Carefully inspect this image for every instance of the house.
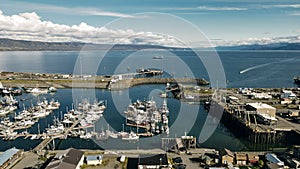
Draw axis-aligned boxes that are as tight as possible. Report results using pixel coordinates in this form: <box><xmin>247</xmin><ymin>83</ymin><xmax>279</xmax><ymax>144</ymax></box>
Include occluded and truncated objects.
<box><xmin>220</xmin><ymin>148</ymin><xmax>234</xmax><ymax>165</ymax></box>
<box><xmin>235</xmin><ymin>153</ymin><xmax>247</xmax><ymax>165</ymax></box>
<box><xmin>204</xmin><ymin>152</ymin><xmax>220</xmax><ymax>164</ymax></box>
<box><xmin>0</xmin><ymin>147</ymin><xmax>23</xmax><ymax>169</ymax></box>
<box><xmin>86</xmin><ymin>154</ymin><xmax>103</xmax><ymax>165</ymax></box>
<box><xmin>62</xmin><ymin>74</ymin><xmax>71</xmax><ymax>79</ymax></box>
<box><xmin>288</xmin><ymin>110</ymin><xmax>299</xmax><ymax>117</ymax></box>
<box><xmin>45</xmin><ymin>148</ymin><xmax>84</xmax><ymax>169</ymax></box>
<box><xmin>138</xmin><ymin>154</ymin><xmax>168</xmax><ymax>169</ymax></box>
<box><xmin>247</xmin><ymin>153</ymin><xmax>259</xmax><ymax>164</ymax></box>
<box><xmin>281</xmin><ymin>98</ymin><xmax>293</xmax><ymax>105</ymax></box>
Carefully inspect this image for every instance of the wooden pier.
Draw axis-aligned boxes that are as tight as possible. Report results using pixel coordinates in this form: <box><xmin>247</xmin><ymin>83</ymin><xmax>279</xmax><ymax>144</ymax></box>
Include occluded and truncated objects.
<box><xmin>32</xmin><ymin>113</ymin><xmax>84</xmax><ymax>153</ymax></box>
<box><xmin>33</xmin><ymin>138</ymin><xmax>52</xmax><ymax>153</ymax></box>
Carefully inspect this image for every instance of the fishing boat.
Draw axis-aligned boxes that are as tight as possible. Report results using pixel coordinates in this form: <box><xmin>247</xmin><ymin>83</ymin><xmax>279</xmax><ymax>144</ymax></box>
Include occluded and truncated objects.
<box><xmin>28</xmin><ymin>88</ymin><xmax>48</xmax><ymax>94</ymax></box>
<box><xmin>124</xmin><ymin>98</ymin><xmax>170</xmax><ymax>135</ymax></box>
<box><xmin>294</xmin><ymin>76</ymin><xmax>300</xmax><ymax>84</ymax></box>
<box><xmin>48</xmin><ymin>86</ymin><xmax>57</xmax><ymax>93</ymax></box>
<box><xmin>0</xmin><ymin>107</ymin><xmax>10</xmax><ymax>116</ymax></box>
<box><xmin>153</xmin><ymin>55</ymin><xmax>164</xmax><ymax>59</ymax></box>
<box><xmin>121</xmin><ymin>131</ymin><xmax>139</xmax><ymax>141</ymax></box>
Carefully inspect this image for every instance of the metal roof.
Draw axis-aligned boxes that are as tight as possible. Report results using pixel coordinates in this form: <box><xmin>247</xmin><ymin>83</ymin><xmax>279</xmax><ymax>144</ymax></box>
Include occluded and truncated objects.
<box><xmin>86</xmin><ymin>155</ymin><xmax>103</xmax><ymax>161</ymax></box>
<box><xmin>247</xmin><ymin>103</ymin><xmax>276</xmax><ymax>110</ymax></box>
<box><xmin>0</xmin><ymin>147</ymin><xmax>20</xmax><ymax>166</ymax></box>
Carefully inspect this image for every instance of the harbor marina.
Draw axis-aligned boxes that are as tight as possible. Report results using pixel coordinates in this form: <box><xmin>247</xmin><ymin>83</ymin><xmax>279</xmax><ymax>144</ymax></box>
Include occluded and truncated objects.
<box><xmin>124</xmin><ymin>99</ymin><xmax>170</xmax><ymax>135</ymax></box>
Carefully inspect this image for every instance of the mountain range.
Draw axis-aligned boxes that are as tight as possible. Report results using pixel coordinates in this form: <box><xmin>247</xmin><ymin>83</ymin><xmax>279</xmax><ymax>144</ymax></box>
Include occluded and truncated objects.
<box><xmin>0</xmin><ymin>38</ymin><xmax>300</xmax><ymax>51</ymax></box>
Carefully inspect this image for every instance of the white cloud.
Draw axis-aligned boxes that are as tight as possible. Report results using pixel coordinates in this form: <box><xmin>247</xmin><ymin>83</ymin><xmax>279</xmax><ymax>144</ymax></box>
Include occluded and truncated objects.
<box><xmin>197</xmin><ymin>6</ymin><xmax>247</xmax><ymax>11</ymax></box>
<box><xmin>265</xmin><ymin>4</ymin><xmax>300</xmax><ymax>9</ymax></box>
<box><xmin>1</xmin><ymin>2</ymin><xmax>137</xmax><ymax>18</ymax></box>
<box><xmin>0</xmin><ymin>10</ymin><xmax>182</xmax><ymax>47</ymax></box>
<box><xmin>80</xmin><ymin>10</ymin><xmax>136</xmax><ymax>18</ymax></box>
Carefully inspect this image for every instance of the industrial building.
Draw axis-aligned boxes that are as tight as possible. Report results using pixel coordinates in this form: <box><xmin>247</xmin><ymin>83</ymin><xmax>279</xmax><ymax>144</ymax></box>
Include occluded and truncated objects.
<box><xmin>246</xmin><ymin>103</ymin><xmax>277</xmax><ymax>125</ymax></box>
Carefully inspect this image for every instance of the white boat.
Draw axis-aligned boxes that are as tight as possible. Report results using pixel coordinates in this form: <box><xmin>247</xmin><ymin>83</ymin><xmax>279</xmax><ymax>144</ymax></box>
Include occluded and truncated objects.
<box><xmin>161</xmin><ymin>99</ymin><xmax>169</xmax><ymax>116</ymax></box>
<box><xmin>122</xmin><ymin>131</ymin><xmax>139</xmax><ymax>141</ymax></box>
<box><xmin>48</xmin><ymin>86</ymin><xmax>57</xmax><ymax>93</ymax></box>
<box><xmin>96</xmin><ymin>130</ymin><xmax>109</xmax><ymax>140</ymax></box>
<box><xmin>0</xmin><ymin>108</ymin><xmax>10</xmax><ymax>116</ymax></box>
<box><xmin>184</xmin><ymin>95</ymin><xmax>195</xmax><ymax>100</ymax></box>
<box><xmin>160</xmin><ymin>92</ymin><xmax>167</xmax><ymax>98</ymax></box>
<box><xmin>29</xmin><ymin>88</ymin><xmax>48</xmax><ymax>94</ymax></box>
<box><xmin>0</xmin><ymin>105</ymin><xmax>17</xmax><ymax>116</ymax></box>
<box><xmin>19</xmin><ymin>120</ymin><xmax>35</xmax><ymax>126</ymax></box>
<box><xmin>45</xmin><ymin>100</ymin><xmax>60</xmax><ymax>110</ymax></box>
<box><xmin>80</xmin><ymin>132</ymin><xmax>92</xmax><ymax>139</ymax></box>
<box><xmin>109</xmin><ymin>132</ymin><xmax>119</xmax><ymax>139</ymax></box>
<box><xmin>4</xmin><ymin>129</ymin><xmax>18</xmax><ymax>137</ymax></box>
<box><xmin>153</xmin><ymin>55</ymin><xmax>164</xmax><ymax>59</ymax></box>
<box><xmin>32</xmin><ymin>109</ymin><xmax>50</xmax><ymax>119</ymax></box>
<box><xmin>30</xmin><ymin>134</ymin><xmax>37</xmax><ymax>140</ymax></box>
<box><xmin>46</xmin><ymin>123</ymin><xmax>64</xmax><ymax>135</ymax></box>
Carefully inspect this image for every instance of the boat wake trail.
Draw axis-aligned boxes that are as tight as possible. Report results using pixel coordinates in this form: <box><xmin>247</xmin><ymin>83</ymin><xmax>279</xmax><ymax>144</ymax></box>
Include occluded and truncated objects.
<box><xmin>239</xmin><ymin>58</ymin><xmax>294</xmax><ymax>74</ymax></box>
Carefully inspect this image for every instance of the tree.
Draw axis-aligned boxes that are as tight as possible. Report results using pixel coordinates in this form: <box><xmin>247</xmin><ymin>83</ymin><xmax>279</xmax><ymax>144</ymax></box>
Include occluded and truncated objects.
<box><xmin>258</xmin><ymin>160</ymin><xmax>264</xmax><ymax>168</ymax></box>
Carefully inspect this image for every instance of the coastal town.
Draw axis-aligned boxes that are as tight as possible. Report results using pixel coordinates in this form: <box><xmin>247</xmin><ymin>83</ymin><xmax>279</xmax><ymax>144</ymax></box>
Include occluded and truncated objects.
<box><xmin>1</xmin><ymin>0</ymin><xmax>300</xmax><ymax>168</ymax></box>
<box><xmin>0</xmin><ymin>70</ymin><xmax>300</xmax><ymax>169</ymax></box>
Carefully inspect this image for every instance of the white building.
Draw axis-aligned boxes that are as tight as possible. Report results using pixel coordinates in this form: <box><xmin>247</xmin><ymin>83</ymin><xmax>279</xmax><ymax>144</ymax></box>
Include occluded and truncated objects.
<box><xmin>86</xmin><ymin>155</ymin><xmax>103</xmax><ymax>165</ymax></box>
<box><xmin>246</xmin><ymin>103</ymin><xmax>277</xmax><ymax>125</ymax></box>
<box><xmin>246</xmin><ymin>103</ymin><xmax>276</xmax><ymax>118</ymax></box>
<box><xmin>281</xmin><ymin>90</ymin><xmax>297</xmax><ymax>99</ymax></box>
<box><xmin>45</xmin><ymin>148</ymin><xmax>84</xmax><ymax>169</ymax></box>
<box><xmin>251</xmin><ymin>92</ymin><xmax>272</xmax><ymax>99</ymax></box>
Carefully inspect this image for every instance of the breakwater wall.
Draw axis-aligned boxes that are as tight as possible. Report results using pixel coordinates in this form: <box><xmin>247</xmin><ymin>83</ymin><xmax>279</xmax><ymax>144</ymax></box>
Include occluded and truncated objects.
<box><xmin>1</xmin><ymin>72</ymin><xmax>209</xmax><ymax>90</ymax></box>
<box><xmin>109</xmin><ymin>78</ymin><xmax>209</xmax><ymax>89</ymax></box>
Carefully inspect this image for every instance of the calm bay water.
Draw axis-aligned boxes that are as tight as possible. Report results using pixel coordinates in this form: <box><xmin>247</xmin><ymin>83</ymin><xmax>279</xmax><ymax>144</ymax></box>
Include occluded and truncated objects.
<box><xmin>0</xmin><ymin>50</ymin><xmax>299</xmax><ymax>87</ymax></box>
<box><xmin>0</xmin><ymin>50</ymin><xmax>300</xmax><ymax>151</ymax></box>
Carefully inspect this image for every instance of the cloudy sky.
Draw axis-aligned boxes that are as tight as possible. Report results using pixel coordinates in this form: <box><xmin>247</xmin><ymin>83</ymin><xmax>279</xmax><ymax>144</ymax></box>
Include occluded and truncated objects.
<box><xmin>1</xmin><ymin>0</ymin><xmax>300</xmax><ymax>47</ymax></box>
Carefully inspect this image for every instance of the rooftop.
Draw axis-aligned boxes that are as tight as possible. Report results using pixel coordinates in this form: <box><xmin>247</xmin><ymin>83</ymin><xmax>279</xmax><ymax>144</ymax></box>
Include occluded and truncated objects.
<box><xmin>247</xmin><ymin>103</ymin><xmax>276</xmax><ymax>110</ymax></box>
<box><xmin>86</xmin><ymin>155</ymin><xmax>103</xmax><ymax>161</ymax></box>
<box><xmin>235</xmin><ymin>153</ymin><xmax>247</xmax><ymax>161</ymax></box>
<box><xmin>139</xmin><ymin>154</ymin><xmax>168</xmax><ymax>166</ymax></box>
<box><xmin>221</xmin><ymin>148</ymin><xmax>234</xmax><ymax>157</ymax></box>
<box><xmin>0</xmin><ymin>147</ymin><xmax>20</xmax><ymax>166</ymax></box>
<box><xmin>265</xmin><ymin>153</ymin><xmax>284</xmax><ymax>166</ymax></box>
<box><xmin>46</xmin><ymin>148</ymin><xmax>84</xmax><ymax>169</ymax></box>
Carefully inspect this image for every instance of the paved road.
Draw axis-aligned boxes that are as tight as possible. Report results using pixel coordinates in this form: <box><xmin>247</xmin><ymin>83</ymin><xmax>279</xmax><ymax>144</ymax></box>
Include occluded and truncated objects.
<box><xmin>12</xmin><ymin>152</ymin><xmax>41</xmax><ymax>169</ymax></box>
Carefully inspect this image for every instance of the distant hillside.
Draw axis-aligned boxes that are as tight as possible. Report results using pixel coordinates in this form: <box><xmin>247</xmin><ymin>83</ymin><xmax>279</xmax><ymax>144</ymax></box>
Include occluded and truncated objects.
<box><xmin>216</xmin><ymin>42</ymin><xmax>300</xmax><ymax>50</ymax></box>
<box><xmin>0</xmin><ymin>38</ymin><xmax>175</xmax><ymax>51</ymax></box>
<box><xmin>1</xmin><ymin>38</ymin><xmax>300</xmax><ymax>51</ymax></box>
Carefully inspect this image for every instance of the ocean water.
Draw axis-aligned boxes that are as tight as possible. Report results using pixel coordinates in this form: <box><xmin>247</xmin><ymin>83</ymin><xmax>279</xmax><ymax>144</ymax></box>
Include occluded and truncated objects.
<box><xmin>0</xmin><ymin>50</ymin><xmax>299</xmax><ymax>87</ymax></box>
<box><xmin>0</xmin><ymin>50</ymin><xmax>299</xmax><ymax>151</ymax></box>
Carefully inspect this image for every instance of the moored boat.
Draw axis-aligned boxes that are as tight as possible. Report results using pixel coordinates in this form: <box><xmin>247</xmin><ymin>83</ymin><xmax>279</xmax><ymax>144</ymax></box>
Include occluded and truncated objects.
<box><xmin>121</xmin><ymin>131</ymin><xmax>139</xmax><ymax>141</ymax></box>
<box><xmin>294</xmin><ymin>76</ymin><xmax>300</xmax><ymax>84</ymax></box>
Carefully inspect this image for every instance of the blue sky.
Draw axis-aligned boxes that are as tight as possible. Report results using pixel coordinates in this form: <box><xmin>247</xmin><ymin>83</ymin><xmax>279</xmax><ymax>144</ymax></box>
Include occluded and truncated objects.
<box><xmin>1</xmin><ymin>0</ymin><xmax>300</xmax><ymax>46</ymax></box>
